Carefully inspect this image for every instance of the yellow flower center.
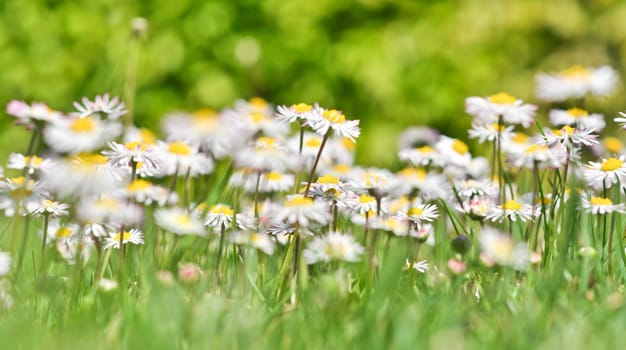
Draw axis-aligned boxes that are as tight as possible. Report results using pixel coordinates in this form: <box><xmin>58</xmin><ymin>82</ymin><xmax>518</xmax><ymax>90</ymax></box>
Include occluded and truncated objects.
<box><xmin>407</xmin><ymin>207</ymin><xmax>424</xmax><ymax>217</ymax></box>
<box><xmin>559</xmin><ymin>126</ymin><xmax>575</xmax><ymax>136</ymax></box>
<box><xmin>266</xmin><ymin>171</ymin><xmax>283</xmax><ymax>181</ymax></box>
<box><xmin>322</xmin><ymin>109</ymin><xmax>346</xmax><ymax>124</ymax></box>
<box><xmin>333</xmin><ymin>164</ymin><xmax>352</xmax><ymax>173</ymax></box>
<box><xmin>112</xmin><ymin>231</ymin><xmax>132</xmax><ymax>242</ymax></box>
<box><xmin>128</xmin><ymin>179</ymin><xmax>151</xmax><ymax>192</ymax></box>
<box><xmin>488</xmin><ymin>92</ymin><xmax>517</xmax><ymax>105</ymax></box>
<box><xmin>256</xmin><ymin>137</ymin><xmax>277</xmax><ymax>149</ymax></box>
<box><xmin>168</xmin><ymin>141</ymin><xmax>192</xmax><ymax>156</ymax></box>
<box><xmin>341</xmin><ymin>137</ymin><xmax>356</xmax><ymax>150</ymax></box>
<box><xmin>138</xmin><ymin>128</ymin><xmax>157</xmax><ymax>145</ymax></box>
<box><xmin>97</xmin><ymin>197</ymin><xmax>118</xmax><ymax>210</ymax></box>
<box><xmin>561</xmin><ymin>65</ymin><xmax>590</xmax><ymax>80</ymax></box>
<box><xmin>249</xmin><ymin>112</ymin><xmax>269</xmax><ymax>123</ymax></box>
<box><xmin>249</xmin><ymin>97</ymin><xmax>268</xmax><ymax>109</ymax></box>
<box><xmin>286</xmin><ymin>196</ymin><xmax>313</xmax><ymax>207</ymax></box>
<box><xmin>317</xmin><ymin>174</ymin><xmax>340</xmax><ymax>185</ymax></box>
<box><xmin>125</xmin><ymin>141</ymin><xmax>147</xmax><ymax>152</ymax></box>
<box><xmin>512</xmin><ymin>133</ymin><xmax>528</xmax><ymax>143</ymax></box>
<box><xmin>398</xmin><ymin>168</ymin><xmax>427</xmax><ymax>179</ymax></box>
<box><xmin>175</xmin><ymin>214</ymin><xmax>192</xmax><ymax>227</ymax></box>
<box><xmin>193</xmin><ymin>109</ymin><xmax>219</xmax><ymax>130</ymax></box>
<box><xmin>492</xmin><ymin>123</ymin><xmax>505</xmax><ymax>132</ymax></box>
<box><xmin>210</xmin><ymin>204</ymin><xmax>234</xmax><ymax>216</ymax></box>
<box><xmin>359</xmin><ymin>194</ymin><xmax>375</xmax><ymax>203</ymax></box>
<box><xmin>70</xmin><ymin>117</ymin><xmax>96</xmax><ymax>133</ymax></box>
<box><xmin>56</xmin><ymin>227</ymin><xmax>73</xmax><ymax>238</ymax></box>
<box><xmin>502</xmin><ymin>200</ymin><xmax>523</xmax><ymax>211</ymax></box>
<box><xmin>452</xmin><ymin>139</ymin><xmax>469</xmax><ymax>155</ymax></box>
<box><xmin>9</xmin><ymin>177</ymin><xmax>33</xmax><ymax>199</ymax></box>
<box><xmin>305</xmin><ymin>137</ymin><xmax>322</xmax><ymax>148</ymax></box>
<box><xmin>293</xmin><ymin>103</ymin><xmax>312</xmax><ymax>113</ymax></box>
<box><xmin>24</xmin><ymin>155</ymin><xmax>43</xmax><ymax>167</ymax></box>
<box><xmin>524</xmin><ymin>144</ymin><xmax>547</xmax><ymax>154</ymax></box>
<box><xmin>601</xmin><ymin>158</ymin><xmax>623</xmax><ymax>172</ymax></box>
<box><xmin>603</xmin><ymin>137</ymin><xmax>623</xmax><ymax>153</ymax></box>
<box><xmin>567</xmin><ymin>108</ymin><xmax>588</xmax><ymax>118</ymax></box>
<box><xmin>590</xmin><ymin>196</ymin><xmax>613</xmax><ymax>206</ymax></box>
<box><xmin>417</xmin><ymin>145</ymin><xmax>435</xmax><ymax>153</ymax></box>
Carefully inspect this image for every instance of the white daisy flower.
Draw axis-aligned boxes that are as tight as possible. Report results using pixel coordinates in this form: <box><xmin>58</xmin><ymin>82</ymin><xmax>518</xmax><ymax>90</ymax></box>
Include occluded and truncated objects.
<box><xmin>203</xmin><ymin>203</ymin><xmax>235</xmax><ymax>229</ymax></box>
<box><xmin>584</xmin><ymin>156</ymin><xmax>626</xmax><ymax>189</ymax></box>
<box><xmin>30</xmin><ymin>199</ymin><xmax>70</xmax><ymax>217</ymax></box>
<box><xmin>354</xmin><ymin>193</ymin><xmax>379</xmax><ymax>215</ymax></box>
<box><xmin>75</xmin><ymin>195</ymin><xmax>143</xmax><ymax>226</ymax></box>
<box><xmin>44</xmin><ymin>115</ymin><xmax>122</xmax><ymax>154</ymax></box>
<box><xmin>0</xmin><ymin>177</ymin><xmax>47</xmax><ymax>216</ymax></box>
<box><xmin>308</xmin><ymin>108</ymin><xmax>361</xmax><ymax>142</ymax></box>
<box><xmin>395</xmin><ymin>203</ymin><xmax>439</xmax><ymax>224</ymax></box>
<box><xmin>154</xmin><ymin>141</ymin><xmax>214</xmax><ymax>177</ymax></box>
<box><xmin>540</xmin><ymin>126</ymin><xmax>599</xmax><ymax>147</ymax></box>
<box><xmin>465</xmin><ymin>92</ymin><xmax>537</xmax><ymax>127</ymax></box>
<box><xmin>581</xmin><ymin>195</ymin><xmax>626</xmax><ymax>215</ymax></box>
<box><xmin>397</xmin><ymin>127</ymin><xmax>440</xmax><ymax>150</ymax></box>
<box><xmin>234</xmin><ymin>136</ymin><xmax>299</xmax><ymax>172</ymax></box>
<box><xmin>507</xmin><ymin>143</ymin><xmax>566</xmax><ymax>169</ymax></box>
<box><xmin>125</xmin><ymin>179</ymin><xmax>177</xmax><ymax>206</ymax></box>
<box><xmin>457</xmin><ymin>197</ymin><xmax>495</xmax><ymax>221</ymax></box>
<box><xmin>599</xmin><ymin>137</ymin><xmax>624</xmax><ymax>155</ymax></box>
<box><xmin>613</xmin><ymin>111</ymin><xmax>626</xmax><ymax>131</ymax></box>
<box><xmin>275</xmin><ymin>103</ymin><xmax>315</xmax><ymax>124</ymax></box>
<box><xmin>435</xmin><ymin>136</ymin><xmax>472</xmax><ymax>169</ymax></box>
<box><xmin>102</xmin><ymin>141</ymin><xmax>159</xmax><ymax>170</ymax></box>
<box><xmin>303</xmin><ymin>232</ymin><xmax>365</xmax><ymax>264</ymax></box>
<box><xmin>260</xmin><ymin>171</ymin><xmax>294</xmax><ymax>193</ymax></box>
<box><xmin>43</xmin><ymin>220</ymin><xmax>80</xmax><ymax>243</ymax></box>
<box><xmin>485</xmin><ymin>199</ymin><xmax>539</xmax><ymax>222</ymax></box>
<box><xmin>231</xmin><ymin>231</ymin><xmax>275</xmax><ymax>255</ymax></box>
<box><xmin>7</xmin><ymin>153</ymin><xmax>52</xmax><ymax>175</ymax></box>
<box><xmin>454</xmin><ymin>179</ymin><xmax>497</xmax><ymax>200</ymax></box>
<box><xmin>103</xmin><ymin>229</ymin><xmax>144</xmax><ymax>249</ymax></box>
<box><xmin>155</xmin><ymin>207</ymin><xmax>206</xmax><ymax>236</ymax></box>
<box><xmin>536</xmin><ymin>65</ymin><xmax>618</xmax><ymax>101</ymax></box>
<box><xmin>72</xmin><ymin>94</ymin><xmax>127</xmax><ymax>119</ymax></box>
<box><xmin>479</xmin><ymin>227</ymin><xmax>530</xmax><ymax>271</ymax></box>
<box><xmin>468</xmin><ymin>122</ymin><xmax>514</xmax><ymax>144</ymax></box>
<box><xmin>398</xmin><ymin>145</ymin><xmax>442</xmax><ymax>167</ymax></box>
<box><xmin>56</xmin><ymin>234</ymin><xmax>94</xmax><ymax>264</ymax></box>
<box><xmin>6</xmin><ymin>100</ymin><xmax>62</xmax><ymax>126</ymax></box>
<box><xmin>272</xmin><ymin>195</ymin><xmax>330</xmax><ymax>227</ymax></box>
<box><xmin>405</xmin><ymin>259</ymin><xmax>429</xmax><ymax>273</ymax></box>
<box><xmin>550</xmin><ymin>108</ymin><xmax>605</xmax><ymax>131</ymax></box>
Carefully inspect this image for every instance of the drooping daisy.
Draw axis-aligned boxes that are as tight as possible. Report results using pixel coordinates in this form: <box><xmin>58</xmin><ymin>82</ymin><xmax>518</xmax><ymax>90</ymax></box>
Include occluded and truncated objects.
<box><xmin>584</xmin><ymin>156</ymin><xmax>626</xmax><ymax>189</ymax></box>
<box><xmin>153</xmin><ymin>141</ymin><xmax>214</xmax><ymax>177</ymax></box>
<box><xmin>7</xmin><ymin>153</ymin><xmax>52</xmax><ymax>175</ymax></box>
<box><xmin>485</xmin><ymin>199</ymin><xmax>538</xmax><ymax>222</ymax></box>
<box><xmin>44</xmin><ymin>115</ymin><xmax>122</xmax><ymax>154</ymax></box>
<box><xmin>465</xmin><ymin>92</ymin><xmax>537</xmax><ymax>127</ymax></box>
<box><xmin>103</xmin><ymin>229</ymin><xmax>144</xmax><ymax>249</ymax></box>
<box><xmin>468</xmin><ymin>122</ymin><xmax>515</xmax><ymax>144</ymax></box>
<box><xmin>72</xmin><ymin>94</ymin><xmax>127</xmax><ymax>120</ymax></box>
<box><xmin>271</xmin><ymin>195</ymin><xmax>330</xmax><ymax>227</ymax></box>
<box><xmin>550</xmin><ymin>108</ymin><xmax>605</xmax><ymax>131</ymax></box>
<box><xmin>581</xmin><ymin>195</ymin><xmax>626</xmax><ymax>215</ymax></box>
<box><xmin>479</xmin><ymin>227</ymin><xmax>530</xmax><ymax>271</ymax></box>
<box><xmin>303</xmin><ymin>232</ymin><xmax>365</xmax><ymax>264</ymax></box>
<box><xmin>154</xmin><ymin>207</ymin><xmax>206</xmax><ymax>236</ymax></box>
<box><xmin>536</xmin><ymin>65</ymin><xmax>619</xmax><ymax>102</ymax></box>
<box><xmin>308</xmin><ymin>108</ymin><xmax>361</xmax><ymax>142</ymax></box>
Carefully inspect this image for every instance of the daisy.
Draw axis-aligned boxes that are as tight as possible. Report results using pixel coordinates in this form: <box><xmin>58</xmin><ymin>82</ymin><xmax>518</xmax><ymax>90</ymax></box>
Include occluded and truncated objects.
<box><xmin>125</xmin><ymin>179</ymin><xmax>176</xmax><ymax>206</ymax></box>
<box><xmin>7</xmin><ymin>153</ymin><xmax>52</xmax><ymax>174</ymax></box>
<box><xmin>507</xmin><ymin>143</ymin><xmax>566</xmax><ymax>169</ymax></box>
<box><xmin>102</xmin><ymin>141</ymin><xmax>159</xmax><ymax>170</ymax></box>
<box><xmin>308</xmin><ymin>108</ymin><xmax>361</xmax><ymax>142</ymax></box>
<box><xmin>354</xmin><ymin>193</ymin><xmax>379</xmax><ymax>215</ymax></box>
<box><xmin>6</xmin><ymin>100</ymin><xmax>62</xmax><ymax>126</ymax></box>
<box><xmin>260</xmin><ymin>171</ymin><xmax>294</xmax><ymax>193</ymax></box>
<box><xmin>271</xmin><ymin>195</ymin><xmax>330</xmax><ymax>227</ymax></box>
<box><xmin>485</xmin><ymin>199</ymin><xmax>538</xmax><ymax>222</ymax></box>
<box><xmin>397</xmin><ymin>127</ymin><xmax>440</xmax><ymax>150</ymax></box>
<box><xmin>303</xmin><ymin>232</ymin><xmax>365</xmax><ymax>264</ymax></box>
<box><xmin>43</xmin><ymin>220</ymin><xmax>80</xmax><ymax>244</ymax></box>
<box><xmin>291</xmin><ymin>133</ymin><xmax>333</xmax><ymax>167</ymax></box>
<box><xmin>599</xmin><ymin>137</ymin><xmax>624</xmax><ymax>155</ymax></box>
<box><xmin>541</xmin><ymin>126</ymin><xmax>598</xmax><ymax>147</ymax></box>
<box><xmin>536</xmin><ymin>65</ymin><xmax>618</xmax><ymax>101</ymax></box>
<box><xmin>395</xmin><ymin>203</ymin><xmax>439</xmax><ymax>224</ymax></box>
<box><xmin>550</xmin><ymin>108</ymin><xmax>605</xmax><ymax>131</ymax></box>
<box><xmin>56</xmin><ymin>234</ymin><xmax>95</xmax><ymax>264</ymax></box>
<box><xmin>153</xmin><ymin>141</ymin><xmax>214</xmax><ymax>177</ymax></box>
<box><xmin>581</xmin><ymin>195</ymin><xmax>626</xmax><ymax>215</ymax></box>
<box><xmin>72</xmin><ymin>94</ymin><xmax>127</xmax><ymax>120</ymax></box>
<box><xmin>44</xmin><ymin>115</ymin><xmax>122</xmax><ymax>154</ymax></box>
<box><xmin>454</xmin><ymin>179</ymin><xmax>497</xmax><ymax>200</ymax></box>
<box><xmin>307</xmin><ymin>174</ymin><xmax>349</xmax><ymax>200</ymax></box>
<box><xmin>203</xmin><ymin>204</ymin><xmax>235</xmax><ymax>229</ymax></box>
<box><xmin>479</xmin><ymin>227</ymin><xmax>530</xmax><ymax>271</ymax></box>
<box><xmin>465</xmin><ymin>92</ymin><xmax>537</xmax><ymax>127</ymax></box>
<box><xmin>405</xmin><ymin>259</ymin><xmax>429</xmax><ymax>273</ymax></box>
<box><xmin>584</xmin><ymin>156</ymin><xmax>626</xmax><ymax>189</ymax></box>
<box><xmin>0</xmin><ymin>177</ymin><xmax>47</xmax><ymax>216</ymax></box>
<box><xmin>398</xmin><ymin>145</ymin><xmax>441</xmax><ymax>167</ymax></box>
<box><xmin>435</xmin><ymin>136</ymin><xmax>472</xmax><ymax>169</ymax></box>
<box><xmin>154</xmin><ymin>207</ymin><xmax>206</xmax><ymax>236</ymax></box>
<box><xmin>103</xmin><ymin>229</ymin><xmax>144</xmax><ymax>249</ymax></box>
<box><xmin>468</xmin><ymin>122</ymin><xmax>514</xmax><ymax>144</ymax></box>
<box><xmin>231</xmin><ymin>231</ymin><xmax>275</xmax><ymax>255</ymax></box>
<box><xmin>123</xmin><ymin>126</ymin><xmax>157</xmax><ymax>146</ymax></box>
<box><xmin>457</xmin><ymin>197</ymin><xmax>495</xmax><ymax>221</ymax></box>
<box><xmin>75</xmin><ymin>194</ymin><xmax>143</xmax><ymax>226</ymax></box>
<box><xmin>30</xmin><ymin>199</ymin><xmax>70</xmax><ymax>217</ymax></box>
<box><xmin>613</xmin><ymin>111</ymin><xmax>626</xmax><ymax>131</ymax></box>
<box><xmin>234</xmin><ymin>136</ymin><xmax>299</xmax><ymax>172</ymax></box>
<box><xmin>275</xmin><ymin>102</ymin><xmax>316</xmax><ymax>124</ymax></box>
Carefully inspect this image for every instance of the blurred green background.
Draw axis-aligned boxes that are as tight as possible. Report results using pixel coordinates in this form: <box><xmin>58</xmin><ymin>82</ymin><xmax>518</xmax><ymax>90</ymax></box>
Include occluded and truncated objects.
<box><xmin>2</xmin><ymin>0</ymin><xmax>626</xmax><ymax>166</ymax></box>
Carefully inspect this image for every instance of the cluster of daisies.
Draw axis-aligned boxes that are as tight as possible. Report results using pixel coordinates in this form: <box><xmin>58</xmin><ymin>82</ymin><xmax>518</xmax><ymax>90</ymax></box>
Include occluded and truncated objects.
<box><xmin>0</xmin><ymin>63</ymin><xmax>623</xmax><ymax>299</ymax></box>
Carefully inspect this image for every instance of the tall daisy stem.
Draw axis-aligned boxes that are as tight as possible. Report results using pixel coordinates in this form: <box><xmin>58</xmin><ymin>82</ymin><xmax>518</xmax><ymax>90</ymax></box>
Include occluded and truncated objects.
<box><xmin>40</xmin><ymin>214</ymin><xmax>50</xmax><ymax>271</ymax></box>
<box><xmin>304</xmin><ymin>131</ymin><xmax>330</xmax><ymax>196</ymax></box>
<box><xmin>214</xmin><ymin>223</ymin><xmax>227</xmax><ymax>287</ymax></box>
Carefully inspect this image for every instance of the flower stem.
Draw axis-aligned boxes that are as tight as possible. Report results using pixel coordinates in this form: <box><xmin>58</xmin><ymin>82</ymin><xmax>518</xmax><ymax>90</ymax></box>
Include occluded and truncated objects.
<box><xmin>304</xmin><ymin>131</ymin><xmax>330</xmax><ymax>196</ymax></box>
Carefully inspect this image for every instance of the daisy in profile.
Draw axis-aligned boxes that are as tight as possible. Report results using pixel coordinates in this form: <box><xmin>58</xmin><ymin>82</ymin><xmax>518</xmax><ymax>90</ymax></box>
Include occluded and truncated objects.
<box><xmin>550</xmin><ymin>108</ymin><xmax>605</xmax><ymax>132</ymax></box>
<box><xmin>507</xmin><ymin>143</ymin><xmax>565</xmax><ymax>169</ymax></box>
<box><xmin>103</xmin><ymin>229</ymin><xmax>144</xmax><ymax>249</ymax></box>
<box><xmin>203</xmin><ymin>203</ymin><xmax>235</xmax><ymax>229</ymax></box>
<box><xmin>454</xmin><ymin>179</ymin><xmax>497</xmax><ymax>200</ymax></box>
<box><xmin>44</xmin><ymin>115</ymin><xmax>122</xmax><ymax>154</ymax></box>
<box><xmin>581</xmin><ymin>195</ymin><xmax>626</xmax><ymax>215</ymax></box>
<box><xmin>308</xmin><ymin>108</ymin><xmax>361</xmax><ymax>142</ymax></box>
<box><xmin>275</xmin><ymin>102</ymin><xmax>316</xmax><ymax>124</ymax></box>
<box><xmin>6</xmin><ymin>100</ymin><xmax>62</xmax><ymax>126</ymax></box>
<box><xmin>465</xmin><ymin>92</ymin><xmax>537</xmax><ymax>127</ymax></box>
<box><xmin>7</xmin><ymin>153</ymin><xmax>52</xmax><ymax>175</ymax></box>
<box><xmin>540</xmin><ymin>126</ymin><xmax>598</xmax><ymax>147</ymax></box>
<box><xmin>230</xmin><ymin>231</ymin><xmax>275</xmax><ymax>255</ymax></box>
<box><xmin>303</xmin><ymin>232</ymin><xmax>364</xmax><ymax>264</ymax></box>
<box><xmin>435</xmin><ymin>136</ymin><xmax>472</xmax><ymax>169</ymax></box>
<box><xmin>123</xmin><ymin>126</ymin><xmax>157</xmax><ymax>146</ymax></box>
<box><xmin>485</xmin><ymin>199</ymin><xmax>538</xmax><ymax>222</ymax></box>
<box><xmin>102</xmin><ymin>141</ymin><xmax>159</xmax><ymax>170</ymax></box>
<box><xmin>155</xmin><ymin>207</ymin><xmax>206</xmax><ymax>236</ymax></box>
<box><xmin>271</xmin><ymin>195</ymin><xmax>330</xmax><ymax>227</ymax></box>
<box><xmin>398</xmin><ymin>145</ymin><xmax>442</xmax><ymax>167</ymax></box>
<box><xmin>154</xmin><ymin>140</ymin><xmax>214</xmax><ymax>177</ymax></box>
<box><xmin>30</xmin><ymin>199</ymin><xmax>70</xmax><ymax>217</ymax></box>
<box><xmin>0</xmin><ymin>177</ymin><xmax>47</xmax><ymax>216</ymax></box>
<box><xmin>405</xmin><ymin>259</ymin><xmax>429</xmax><ymax>273</ymax></box>
<box><xmin>395</xmin><ymin>202</ymin><xmax>439</xmax><ymax>224</ymax></box>
<box><xmin>468</xmin><ymin>122</ymin><xmax>514</xmax><ymax>144</ymax></box>
<box><xmin>72</xmin><ymin>94</ymin><xmax>127</xmax><ymax>120</ymax></box>
<box><xmin>584</xmin><ymin>156</ymin><xmax>626</xmax><ymax>189</ymax></box>
<box><xmin>536</xmin><ymin>65</ymin><xmax>618</xmax><ymax>101</ymax></box>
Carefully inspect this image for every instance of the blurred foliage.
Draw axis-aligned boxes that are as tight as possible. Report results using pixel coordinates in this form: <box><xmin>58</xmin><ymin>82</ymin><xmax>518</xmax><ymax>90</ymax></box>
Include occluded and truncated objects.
<box><xmin>2</xmin><ymin>0</ymin><xmax>626</xmax><ymax>166</ymax></box>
